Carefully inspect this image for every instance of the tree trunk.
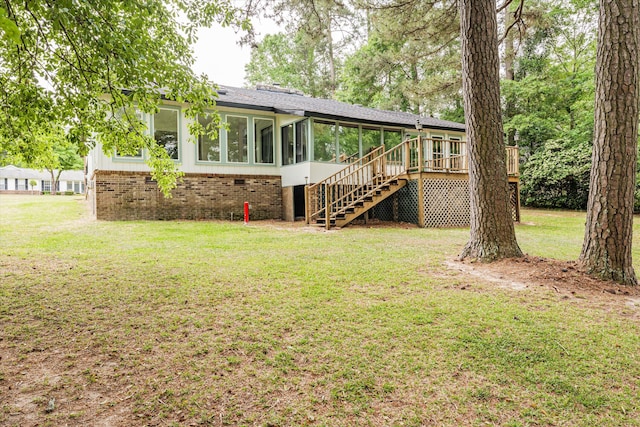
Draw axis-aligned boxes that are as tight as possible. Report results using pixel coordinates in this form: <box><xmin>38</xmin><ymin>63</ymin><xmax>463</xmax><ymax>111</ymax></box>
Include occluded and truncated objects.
<box><xmin>579</xmin><ymin>0</ymin><xmax>639</xmax><ymax>285</ymax></box>
<box><xmin>49</xmin><ymin>169</ymin><xmax>57</xmax><ymax>195</ymax></box>
<box><xmin>503</xmin><ymin>6</ymin><xmax>516</xmax><ymax>146</ymax></box>
<box><xmin>326</xmin><ymin>15</ymin><xmax>336</xmax><ymax>96</ymax></box>
<box><xmin>458</xmin><ymin>0</ymin><xmax>523</xmax><ymax>261</ymax></box>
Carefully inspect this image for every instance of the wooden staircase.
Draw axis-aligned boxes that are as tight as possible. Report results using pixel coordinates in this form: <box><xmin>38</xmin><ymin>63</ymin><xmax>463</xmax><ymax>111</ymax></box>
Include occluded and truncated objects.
<box><xmin>306</xmin><ymin>142</ymin><xmax>411</xmax><ymax>229</ymax></box>
<box><xmin>314</xmin><ymin>179</ymin><xmax>407</xmax><ymax>228</ymax></box>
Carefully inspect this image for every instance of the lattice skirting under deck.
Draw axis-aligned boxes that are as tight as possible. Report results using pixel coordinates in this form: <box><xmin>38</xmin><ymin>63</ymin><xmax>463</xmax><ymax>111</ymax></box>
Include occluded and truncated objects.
<box><xmin>422</xmin><ymin>178</ymin><xmax>470</xmax><ymax>228</ymax></box>
<box><xmin>371</xmin><ymin>178</ymin><xmax>519</xmax><ymax>228</ymax></box>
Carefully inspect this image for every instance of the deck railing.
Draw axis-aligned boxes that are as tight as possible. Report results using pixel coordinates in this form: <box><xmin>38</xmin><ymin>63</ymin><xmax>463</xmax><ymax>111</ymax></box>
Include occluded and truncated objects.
<box><xmin>506</xmin><ymin>146</ymin><xmax>519</xmax><ymax>176</ymax></box>
<box><xmin>407</xmin><ymin>136</ymin><xmax>518</xmax><ymax>176</ymax></box>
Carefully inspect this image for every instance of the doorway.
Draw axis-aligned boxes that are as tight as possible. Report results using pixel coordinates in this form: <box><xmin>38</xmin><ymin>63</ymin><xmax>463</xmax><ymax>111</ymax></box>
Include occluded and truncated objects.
<box><xmin>293</xmin><ymin>185</ymin><xmax>306</xmax><ymax>220</ymax></box>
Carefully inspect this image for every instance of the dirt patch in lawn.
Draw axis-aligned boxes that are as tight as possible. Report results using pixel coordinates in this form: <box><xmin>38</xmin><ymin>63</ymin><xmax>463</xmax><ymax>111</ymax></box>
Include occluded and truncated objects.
<box><xmin>445</xmin><ymin>256</ymin><xmax>640</xmax><ymax>320</ymax></box>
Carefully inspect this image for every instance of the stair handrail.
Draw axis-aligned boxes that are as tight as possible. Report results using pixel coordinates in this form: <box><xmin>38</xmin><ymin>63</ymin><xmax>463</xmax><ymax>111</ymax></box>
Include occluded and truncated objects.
<box><xmin>306</xmin><ymin>146</ymin><xmax>385</xmax><ymax>224</ymax></box>
<box><xmin>317</xmin><ymin>140</ymin><xmax>410</xmax><ymax>228</ymax></box>
<box><xmin>307</xmin><ymin>145</ymin><xmax>384</xmax><ymax>192</ymax></box>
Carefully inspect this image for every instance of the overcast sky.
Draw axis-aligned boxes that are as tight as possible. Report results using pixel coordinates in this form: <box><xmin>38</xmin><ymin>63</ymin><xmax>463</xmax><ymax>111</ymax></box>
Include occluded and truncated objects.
<box><xmin>192</xmin><ymin>18</ymin><xmax>281</xmax><ymax>88</ymax></box>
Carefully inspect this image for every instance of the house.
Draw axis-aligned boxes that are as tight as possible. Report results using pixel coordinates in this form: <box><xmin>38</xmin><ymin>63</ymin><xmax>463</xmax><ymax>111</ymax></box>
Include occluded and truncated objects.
<box><xmin>0</xmin><ymin>165</ymin><xmax>85</xmax><ymax>194</ymax></box>
<box><xmin>88</xmin><ymin>85</ymin><xmax>519</xmax><ymax>227</ymax></box>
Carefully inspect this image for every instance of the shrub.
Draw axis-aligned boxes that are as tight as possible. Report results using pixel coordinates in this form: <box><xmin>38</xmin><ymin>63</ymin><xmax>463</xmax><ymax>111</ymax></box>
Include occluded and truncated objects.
<box><xmin>520</xmin><ymin>139</ymin><xmax>591</xmax><ymax>210</ymax></box>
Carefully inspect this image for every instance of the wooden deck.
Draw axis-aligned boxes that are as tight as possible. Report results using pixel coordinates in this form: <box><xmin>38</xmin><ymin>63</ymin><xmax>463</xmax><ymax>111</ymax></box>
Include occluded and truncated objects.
<box><xmin>306</xmin><ymin>137</ymin><xmax>520</xmax><ymax>229</ymax></box>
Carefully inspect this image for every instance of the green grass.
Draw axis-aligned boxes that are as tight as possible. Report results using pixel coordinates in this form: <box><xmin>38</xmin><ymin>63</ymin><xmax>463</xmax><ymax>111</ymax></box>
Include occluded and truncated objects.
<box><xmin>1</xmin><ymin>195</ymin><xmax>639</xmax><ymax>426</ymax></box>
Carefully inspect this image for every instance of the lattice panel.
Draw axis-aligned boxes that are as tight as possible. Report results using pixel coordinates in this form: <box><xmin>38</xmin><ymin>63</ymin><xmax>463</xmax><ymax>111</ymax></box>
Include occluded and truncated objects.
<box><xmin>370</xmin><ymin>197</ymin><xmax>394</xmax><ymax>221</ymax></box>
<box><xmin>423</xmin><ymin>179</ymin><xmax>470</xmax><ymax>228</ymax></box>
<box><xmin>509</xmin><ymin>182</ymin><xmax>520</xmax><ymax>222</ymax></box>
<box><xmin>398</xmin><ymin>180</ymin><xmax>419</xmax><ymax>225</ymax></box>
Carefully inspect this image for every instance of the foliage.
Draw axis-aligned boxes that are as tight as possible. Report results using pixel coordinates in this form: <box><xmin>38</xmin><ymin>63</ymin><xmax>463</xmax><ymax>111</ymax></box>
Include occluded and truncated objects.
<box><xmin>337</xmin><ymin>0</ymin><xmax>460</xmax><ymax>115</ymax></box>
<box><xmin>502</xmin><ymin>3</ymin><xmax>596</xmax><ymax>153</ymax></box>
<box><xmin>29</xmin><ymin>125</ymin><xmax>84</xmax><ymax>195</ymax></box>
<box><xmin>245</xmin><ymin>0</ymin><xmax>362</xmax><ymax>97</ymax></box>
<box><xmin>500</xmin><ymin>2</ymin><xmax>597</xmax><ymax>209</ymax></box>
<box><xmin>245</xmin><ymin>32</ymin><xmax>335</xmax><ymax>98</ymax></box>
<box><xmin>244</xmin><ymin>0</ymin><xmax>461</xmax><ymax>113</ymax></box>
<box><xmin>520</xmin><ymin>139</ymin><xmax>591</xmax><ymax>209</ymax></box>
<box><xmin>0</xmin><ymin>0</ymin><xmax>247</xmax><ymax>195</ymax></box>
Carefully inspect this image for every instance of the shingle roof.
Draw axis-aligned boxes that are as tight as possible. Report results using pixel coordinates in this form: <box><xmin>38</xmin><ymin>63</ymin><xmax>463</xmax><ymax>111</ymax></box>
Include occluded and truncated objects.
<box><xmin>214</xmin><ymin>85</ymin><xmax>466</xmax><ymax>132</ymax></box>
<box><xmin>0</xmin><ymin>165</ymin><xmax>84</xmax><ymax>180</ymax></box>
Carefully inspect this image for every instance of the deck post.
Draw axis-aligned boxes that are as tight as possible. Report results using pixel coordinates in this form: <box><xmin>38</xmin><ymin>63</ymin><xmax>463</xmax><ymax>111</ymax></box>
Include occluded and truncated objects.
<box><xmin>381</xmin><ymin>147</ymin><xmax>387</xmax><ymax>179</ymax></box>
<box><xmin>417</xmin><ymin>135</ymin><xmax>423</xmax><ymax>172</ymax></box>
<box><xmin>405</xmin><ymin>141</ymin><xmax>411</xmax><ymax>172</ymax></box>
<box><xmin>417</xmin><ymin>172</ymin><xmax>425</xmax><ymax>227</ymax></box>
<box><xmin>514</xmin><ymin>180</ymin><xmax>521</xmax><ymax>222</ymax></box>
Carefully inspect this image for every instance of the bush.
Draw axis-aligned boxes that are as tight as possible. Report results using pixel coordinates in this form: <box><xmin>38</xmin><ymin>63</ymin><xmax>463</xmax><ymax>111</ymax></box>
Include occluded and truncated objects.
<box><xmin>521</xmin><ymin>139</ymin><xmax>640</xmax><ymax>213</ymax></box>
<box><xmin>520</xmin><ymin>140</ymin><xmax>591</xmax><ymax>210</ymax></box>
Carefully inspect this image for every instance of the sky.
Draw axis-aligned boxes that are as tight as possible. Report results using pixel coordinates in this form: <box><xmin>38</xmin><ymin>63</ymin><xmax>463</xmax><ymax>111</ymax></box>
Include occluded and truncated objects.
<box><xmin>192</xmin><ymin>18</ymin><xmax>281</xmax><ymax>88</ymax></box>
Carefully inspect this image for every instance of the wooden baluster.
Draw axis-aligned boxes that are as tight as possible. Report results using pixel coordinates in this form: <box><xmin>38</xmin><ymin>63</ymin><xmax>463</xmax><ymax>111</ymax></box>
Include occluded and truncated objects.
<box><xmin>325</xmin><ymin>183</ymin><xmax>330</xmax><ymax>230</ymax></box>
<box><xmin>418</xmin><ymin>136</ymin><xmax>423</xmax><ymax>173</ymax></box>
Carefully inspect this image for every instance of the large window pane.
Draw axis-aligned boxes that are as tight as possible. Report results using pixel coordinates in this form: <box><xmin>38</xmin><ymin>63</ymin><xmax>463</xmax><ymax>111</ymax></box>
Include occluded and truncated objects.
<box><xmin>227</xmin><ymin>116</ymin><xmax>248</xmax><ymax>163</ymax></box>
<box><xmin>154</xmin><ymin>109</ymin><xmax>179</xmax><ymax>160</ymax></box>
<box><xmin>430</xmin><ymin>135</ymin><xmax>444</xmax><ymax>169</ymax></box>
<box><xmin>116</xmin><ymin>109</ymin><xmax>144</xmax><ymax>158</ymax></box>
<box><xmin>255</xmin><ymin>119</ymin><xmax>274</xmax><ymax>164</ymax></box>
<box><xmin>383</xmin><ymin>129</ymin><xmax>402</xmax><ymax>151</ymax></box>
<box><xmin>338</xmin><ymin>124</ymin><xmax>359</xmax><ymax>162</ymax></box>
<box><xmin>282</xmin><ymin>124</ymin><xmax>294</xmax><ymax>165</ymax></box>
<box><xmin>313</xmin><ymin>121</ymin><xmax>336</xmax><ymax>162</ymax></box>
<box><xmin>362</xmin><ymin>127</ymin><xmax>381</xmax><ymax>155</ymax></box>
<box><xmin>295</xmin><ymin>120</ymin><xmax>309</xmax><ymax>163</ymax></box>
<box><xmin>197</xmin><ymin>115</ymin><xmax>220</xmax><ymax>162</ymax></box>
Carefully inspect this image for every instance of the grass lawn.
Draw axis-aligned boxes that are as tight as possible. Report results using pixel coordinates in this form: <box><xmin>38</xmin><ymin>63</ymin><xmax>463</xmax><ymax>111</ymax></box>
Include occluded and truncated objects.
<box><xmin>1</xmin><ymin>194</ymin><xmax>639</xmax><ymax>426</ymax></box>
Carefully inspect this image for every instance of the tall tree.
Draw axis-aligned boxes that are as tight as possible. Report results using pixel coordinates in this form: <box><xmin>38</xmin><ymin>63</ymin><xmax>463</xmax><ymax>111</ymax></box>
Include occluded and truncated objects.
<box><xmin>337</xmin><ymin>0</ymin><xmax>461</xmax><ymax>115</ymax></box>
<box><xmin>579</xmin><ymin>0</ymin><xmax>639</xmax><ymax>285</ymax></box>
<box><xmin>245</xmin><ymin>32</ymin><xmax>335</xmax><ymax>98</ymax></box>
<box><xmin>458</xmin><ymin>0</ymin><xmax>523</xmax><ymax>261</ymax></box>
<box><xmin>0</xmin><ymin>0</ymin><xmax>243</xmax><ymax>195</ymax></box>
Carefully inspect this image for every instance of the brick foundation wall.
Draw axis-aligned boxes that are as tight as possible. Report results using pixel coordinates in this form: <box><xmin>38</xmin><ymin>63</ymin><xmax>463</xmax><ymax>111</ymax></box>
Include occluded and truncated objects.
<box><xmin>94</xmin><ymin>171</ymin><xmax>282</xmax><ymax>221</ymax></box>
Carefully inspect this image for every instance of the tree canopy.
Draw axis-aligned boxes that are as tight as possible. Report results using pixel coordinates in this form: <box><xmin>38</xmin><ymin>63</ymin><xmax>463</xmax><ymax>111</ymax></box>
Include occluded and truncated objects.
<box><xmin>0</xmin><ymin>0</ymin><xmax>247</xmax><ymax>194</ymax></box>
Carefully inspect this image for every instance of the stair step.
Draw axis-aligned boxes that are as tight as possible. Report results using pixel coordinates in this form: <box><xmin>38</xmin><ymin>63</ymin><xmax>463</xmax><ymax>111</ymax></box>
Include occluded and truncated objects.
<box><xmin>316</xmin><ymin>219</ymin><xmax>335</xmax><ymax>225</ymax></box>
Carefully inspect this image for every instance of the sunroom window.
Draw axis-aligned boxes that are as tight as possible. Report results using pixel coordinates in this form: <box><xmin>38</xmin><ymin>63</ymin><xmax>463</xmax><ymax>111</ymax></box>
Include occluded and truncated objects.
<box><xmin>115</xmin><ymin>109</ymin><xmax>144</xmax><ymax>158</ymax></box>
<box><xmin>295</xmin><ymin>120</ymin><xmax>308</xmax><ymax>163</ymax></box>
<box><xmin>255</xmin><ymin>119</ymin><xmax>274</xmax><ymax>164</ymax></box>
<box><xmin>338</xmin><ymin>123</ymin><xmax>359</xmax><ymax>163</ymax></box>
<box><xmin>197</xmin><ymin>114</ymin><xmax>220</xmax><ymax>162</ymax></box>
<box><xmin>361</xmin><ymin>126</ymin><xmax>382</xmax><ymax>156</ymax></box>
<box><xmin>282</xmin><ymin>124</ymin><xmax>294</xmax><ymax>165</ymax></box>
<box><xmin>227</xmin><ymin>116</ymin><xmax>248</xmax><ymax>163</ymax></box>
<box><xmin>282</xmin><ymin>119</ymin><xmax>309</xmax><ymax>165</ymax></box>
<box><xmin>431</xmin><ymin>135</ymin><xmax>444</xmax><ymax>168</ymax></box>
<box><xmin>313</xmin><ymin>120</ymin><xmax>336</xmax><ymax>162</ymax></box>
<box><xmin>154</xmin><ymin>108</ymin><xmax>179</xmax><ymax>160</ymax></box>
<box><xmin>383</xmin><ymin>129</ymin><xmax>402</xmax><ymax>151</ymax></box>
